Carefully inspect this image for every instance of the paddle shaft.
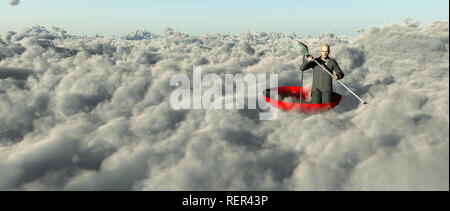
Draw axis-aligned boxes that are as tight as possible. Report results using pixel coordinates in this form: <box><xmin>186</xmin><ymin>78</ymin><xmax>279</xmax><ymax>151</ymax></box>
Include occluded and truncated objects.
<box><xmin>300</xmin><ymin>67</ymin><xmax>303</xmax><ymax>104</ymax></box>
<box><xmin>312</xmin><ymin>59</ymin><xmax>369</xmax><ymax>104</ymax></box>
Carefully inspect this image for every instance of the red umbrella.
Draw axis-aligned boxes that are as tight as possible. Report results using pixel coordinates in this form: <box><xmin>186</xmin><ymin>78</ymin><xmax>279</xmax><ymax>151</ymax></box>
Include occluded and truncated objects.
<box><xmin>263</xmin><ymin>86</ymin><xmax>342</xmax><ymax>115</ymax></box>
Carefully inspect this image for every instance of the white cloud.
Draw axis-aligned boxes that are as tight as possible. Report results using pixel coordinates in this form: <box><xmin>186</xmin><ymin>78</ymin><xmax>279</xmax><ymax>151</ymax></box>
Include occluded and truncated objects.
<box><xmin>121</xmin><ymin>30</ymin><xmax>162</xmax><ymax>41</ymax></box>
<box><xmin>0</xmin><ymin>20</ymin><xmax>448</xmax><ymax>190</ymax></box>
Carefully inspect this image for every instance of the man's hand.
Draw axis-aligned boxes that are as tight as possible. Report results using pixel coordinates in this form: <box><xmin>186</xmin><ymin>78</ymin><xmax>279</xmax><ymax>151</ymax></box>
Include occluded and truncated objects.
<box><xmin>306</xmin><ymin>55</ymin><xmax>314</xmax><ymax>62</ymax></box>
<box><xmin>333</xmin><ymin>73</ymin><xmax>339</xmax><ymax>80</ymax></box>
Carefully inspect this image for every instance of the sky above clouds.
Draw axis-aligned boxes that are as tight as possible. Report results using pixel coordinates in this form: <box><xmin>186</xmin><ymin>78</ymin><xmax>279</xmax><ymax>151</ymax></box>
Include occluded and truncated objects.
<box><xmin>2</xmin><ymin>0</ymin><xmax>449</xmax><ymax>36</ymax></box>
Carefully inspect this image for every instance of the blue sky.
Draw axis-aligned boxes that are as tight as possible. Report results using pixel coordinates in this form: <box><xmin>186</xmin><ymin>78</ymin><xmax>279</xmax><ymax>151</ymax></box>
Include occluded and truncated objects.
<box><xmin>1</xmin><ymin>0</ymin><xmax>448</xmax><ymax>37</ymax></box>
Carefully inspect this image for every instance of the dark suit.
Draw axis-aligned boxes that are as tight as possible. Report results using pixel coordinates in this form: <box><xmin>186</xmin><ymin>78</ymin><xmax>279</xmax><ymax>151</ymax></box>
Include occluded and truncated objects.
<box><xmin>300</xmin><ymin>57</ymin><xmax>344</xmax><ymax>104</ymax></box>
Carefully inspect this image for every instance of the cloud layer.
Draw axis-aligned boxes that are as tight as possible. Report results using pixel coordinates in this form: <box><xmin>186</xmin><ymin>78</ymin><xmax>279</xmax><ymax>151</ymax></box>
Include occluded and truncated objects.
<box><xmin>0</xmin><ymin>20</ymin><xmax>448</xmax><ymax>190</ymax></box>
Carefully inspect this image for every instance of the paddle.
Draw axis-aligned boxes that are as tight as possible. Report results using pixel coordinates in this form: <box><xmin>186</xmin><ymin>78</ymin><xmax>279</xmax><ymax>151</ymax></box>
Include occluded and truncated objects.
<box><xmin>296</xmin><ymin>43</ymin><xmax>309</xmax><ymax>104</ymax></box>
<box><xmin>299</xmin><ymin>56</ymin><xmax>304</xmax><ymax>103</ymax></box>
<box><xmin>295</xmin><ymin>41</ymin><xmax>369</xmax><ymax>105</ymax></box>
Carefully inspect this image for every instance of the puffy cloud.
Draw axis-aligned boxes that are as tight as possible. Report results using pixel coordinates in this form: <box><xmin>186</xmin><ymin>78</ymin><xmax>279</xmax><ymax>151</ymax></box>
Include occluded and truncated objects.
<box><xmin>0</xmin><ymin>20</ymin><xmax>448</xmax><ymax>190</ymax></box>
<box><xmin>121</xmin><ymin>30</ymin><xmax>162</xmax><ymax>41</ymax></box>
<box><xmin>8</xmin><ymin>0</ymin><xmax>20</xmax><ymax>6</ymax></box>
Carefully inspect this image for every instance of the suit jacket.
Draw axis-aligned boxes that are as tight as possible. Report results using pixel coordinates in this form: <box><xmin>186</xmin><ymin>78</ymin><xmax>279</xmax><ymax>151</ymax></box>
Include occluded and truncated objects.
<box><xmin>300</xmin><ymin>57</ymin><xmax>344</xmax><ymax>92</ymax></box>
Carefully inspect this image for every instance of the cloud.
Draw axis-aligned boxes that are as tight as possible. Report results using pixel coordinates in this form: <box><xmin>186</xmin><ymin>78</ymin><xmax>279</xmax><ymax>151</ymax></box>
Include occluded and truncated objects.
<box><xmin>0</xmin><ymin>20</ymin><xmax>448</xmax><ymax>190</ymax></box>
<box><xmin>121</xmin><ymin>30</ymin><xmax>162</xmax><ymax>41</ymax></box>
<box><xmin>9</xmin><ymin>0</ymin><xmax>20</xmax><ymax>6</ymax></box>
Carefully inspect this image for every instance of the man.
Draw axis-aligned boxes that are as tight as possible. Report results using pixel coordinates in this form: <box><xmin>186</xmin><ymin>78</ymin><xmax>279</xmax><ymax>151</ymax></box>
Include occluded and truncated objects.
<box><xmin>300</xmin><ymin>44</ymin><xmax>344</xmax><ymax>104</ymax></box>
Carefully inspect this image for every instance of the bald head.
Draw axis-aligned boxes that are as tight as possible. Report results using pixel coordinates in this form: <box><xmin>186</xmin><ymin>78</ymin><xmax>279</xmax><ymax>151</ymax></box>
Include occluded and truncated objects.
<box><xmin>320</xmin><ymin>44</ymin><xmax>330</xmax><ymax>60</ymax></box>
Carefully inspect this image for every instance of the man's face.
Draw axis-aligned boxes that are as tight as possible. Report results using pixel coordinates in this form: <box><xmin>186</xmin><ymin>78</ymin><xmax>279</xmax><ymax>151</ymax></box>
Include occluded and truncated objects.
<box><xmin>321</xmin><ymin>45</ymin><xmax>330</xmax><ymax>59</ymax></box>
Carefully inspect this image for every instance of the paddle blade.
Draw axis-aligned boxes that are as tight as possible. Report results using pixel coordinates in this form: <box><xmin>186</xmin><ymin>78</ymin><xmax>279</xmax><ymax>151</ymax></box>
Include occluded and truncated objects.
<box><xmin>296</xmin><ymin>41</ymin><xmax>310</xmax><ymax>56</ymax></box>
